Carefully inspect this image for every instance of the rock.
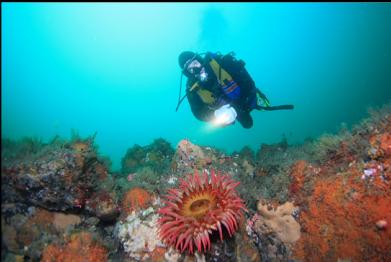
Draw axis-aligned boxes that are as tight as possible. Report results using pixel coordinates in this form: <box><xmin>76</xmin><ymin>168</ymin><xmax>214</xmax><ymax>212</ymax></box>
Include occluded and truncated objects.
<box><xmin>85</xmin><ymin>217</ymin><xmax>100</xmax><ymax>227</ymax></box>
<box><xmin>172</xmin><ymin>139</ymin><xmax>207</xmax><ymax>173</ymax></box>
<box><xmin>242</xmin><ymin>159</ymin><xmax>256</xmax><ymax>178</ymax></box>
<box><xmin>256</xmin><ymin>200</ymin><xmax>301</xmax><ymax>244</ymax></box>
<box><xmin>115</xmin><ymin>205</ymin><xmax>164</xmax><ymax>261</ymax></box>
<box><xmin>53</xmin><ymin>212</ymin><xmax>81</xmax><ymax>231</ymax></box>
<box><xmin>1</xmin><ymin>139</ymin><xmax>109</xmax><ymax>212</ymax></box>
<box><xmin>85</xmin><ymin>191</ymin><xmax>119</xmax><ymax>222</ymax></box>
<box><xmin>2</xmin><ymin>223</ymin><xmax>19</xmax><ymax>253</ymax></box>
<box><xmin>247</xmin><ymin>199</ymin><xmax>301</xmax><ymax>261</ymax></box>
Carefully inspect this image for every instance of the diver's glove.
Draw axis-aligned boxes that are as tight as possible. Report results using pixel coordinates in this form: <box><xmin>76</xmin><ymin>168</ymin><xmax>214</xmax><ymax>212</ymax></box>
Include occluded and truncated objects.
<box><xmin>213</xmin><ymin>104</ymin><xmax>237</xmax><ymax>127</ymax></box>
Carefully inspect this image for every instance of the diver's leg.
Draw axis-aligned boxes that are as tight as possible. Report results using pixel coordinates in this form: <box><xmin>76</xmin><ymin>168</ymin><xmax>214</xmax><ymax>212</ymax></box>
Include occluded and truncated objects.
<box><xmin>236</xmin><ymin>111</ymin><xmax>253</xmax><ymax>129</ymax></box>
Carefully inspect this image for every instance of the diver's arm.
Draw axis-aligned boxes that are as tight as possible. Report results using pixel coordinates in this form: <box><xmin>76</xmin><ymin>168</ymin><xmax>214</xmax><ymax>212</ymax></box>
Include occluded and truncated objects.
<box><xmin>187</xmin><ymin>91</ymin><xmax>215</xmax><ymax>122</ymax></box>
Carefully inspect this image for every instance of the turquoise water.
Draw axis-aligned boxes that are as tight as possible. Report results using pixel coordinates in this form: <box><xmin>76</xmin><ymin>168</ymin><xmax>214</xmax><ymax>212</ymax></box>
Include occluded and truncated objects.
<box><xmin>2</xmin><ymin>3</ymin><xmax>391</xmax><ymax>171</ymax></box>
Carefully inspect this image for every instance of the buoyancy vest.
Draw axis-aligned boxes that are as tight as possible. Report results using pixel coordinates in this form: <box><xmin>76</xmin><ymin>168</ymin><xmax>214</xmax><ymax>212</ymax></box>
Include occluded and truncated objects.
<box><xmin>190</xmin><ymin>55</ymin><xmax>241</xmax><ymax>105</ymax></box>
<box><xmin>209</xmin><ymin>58</ymin><xmax>241</xmax><ymax>101</ymax></box>
<box><xmin>188</xmin><ymin>82</ymin><xmax>216</xmax><ymax>105</ymax></box>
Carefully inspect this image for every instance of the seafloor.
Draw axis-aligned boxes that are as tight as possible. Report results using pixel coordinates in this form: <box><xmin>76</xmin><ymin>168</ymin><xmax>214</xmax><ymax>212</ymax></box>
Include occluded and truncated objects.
<box><xmin>1</xmin><ymin>103</ymin><xmax>390</xmax><ymax>262</ymax></box>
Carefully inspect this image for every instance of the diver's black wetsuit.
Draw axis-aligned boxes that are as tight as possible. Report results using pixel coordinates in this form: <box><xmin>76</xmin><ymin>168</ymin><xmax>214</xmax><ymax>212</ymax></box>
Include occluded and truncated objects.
<box><xmin>186</xmin><ymin>52</ymin><xmax>260</xmax><ymax>128</ymax></box>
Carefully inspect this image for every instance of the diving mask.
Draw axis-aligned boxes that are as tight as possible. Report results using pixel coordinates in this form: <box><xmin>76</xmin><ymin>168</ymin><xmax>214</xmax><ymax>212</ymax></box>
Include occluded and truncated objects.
<box><xmin>186</xmin><ymin>59</ymin><xmax>202</xmax><ymax>75</ymax></box>
<box><xmin>186</xmin><ymin>59</ymin><xmax>208</xmax><ymax>82</ymax></box>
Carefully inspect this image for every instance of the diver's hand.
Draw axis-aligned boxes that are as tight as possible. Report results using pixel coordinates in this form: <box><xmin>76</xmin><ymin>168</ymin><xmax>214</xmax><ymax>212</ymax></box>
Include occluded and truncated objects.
<box><xmin>212</xmin><ymin>104</ymin><xmax>237</xmax><ymax>127</ymax></box>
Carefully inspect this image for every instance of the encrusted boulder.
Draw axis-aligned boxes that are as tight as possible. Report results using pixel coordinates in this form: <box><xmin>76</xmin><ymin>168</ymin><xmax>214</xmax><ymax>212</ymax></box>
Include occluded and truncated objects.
<box><xmin>2</xmin><ymin>139</ymin><xmax>107</xmax><ymax>211</ymax></box>
<box><xmin>114</xmin><ymin>201</ymin><xmax>165</xmax><ymax>261</ymax></box>
<box><xmin>85</xmin><ymin>190</ymin><xmax>119</xmax><ymax>222</ymax></box>
<box><xmin>171</xmin><ymin>139</ymin><xmax>211</xmax><ymax>174</ymax></box>
<box><xmin>248</xmin><ymin>199</ymin><xmax>300</xmax><ymax>261</ymax></box>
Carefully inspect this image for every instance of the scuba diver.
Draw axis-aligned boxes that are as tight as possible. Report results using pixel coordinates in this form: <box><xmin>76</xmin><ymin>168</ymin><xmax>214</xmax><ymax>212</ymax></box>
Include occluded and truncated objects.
<box><xmin>175</xmin><ymin>51</ymin><xmax>294</xmax><ymax>128</ymax></box>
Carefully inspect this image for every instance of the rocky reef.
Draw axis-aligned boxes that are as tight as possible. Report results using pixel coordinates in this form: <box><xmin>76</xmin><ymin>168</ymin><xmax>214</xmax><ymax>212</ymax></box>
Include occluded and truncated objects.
<box><xmin>1</xmin><ymin>104</ymin><xmax>390</xmax><ymax>261</ymax></box>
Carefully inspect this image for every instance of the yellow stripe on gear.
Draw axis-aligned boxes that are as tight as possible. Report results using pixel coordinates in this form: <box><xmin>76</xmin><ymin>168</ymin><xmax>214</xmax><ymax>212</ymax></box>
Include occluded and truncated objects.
<box><xmin>190</xmin><ymin>82</ymin><xmax>216</xmax><ymax>104</ymax></box>
<box><xmin>189</xmin><ymin>82</ymin><xmax>199</xmax><ymax>92</ymax></box>
<box><xmin>209</xmin><ymin>59</ymin><xmax>233</xmax><ymax>83</ymax></box>
<box><xmin>188</xmin><ymin>58</ymin><xmax>234</xmax><ymax>105</ymax></box>
<box><xmin>197</xmin><ymin>89</ymin><xmax>215</xmax><ymax>104</ymax></box>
